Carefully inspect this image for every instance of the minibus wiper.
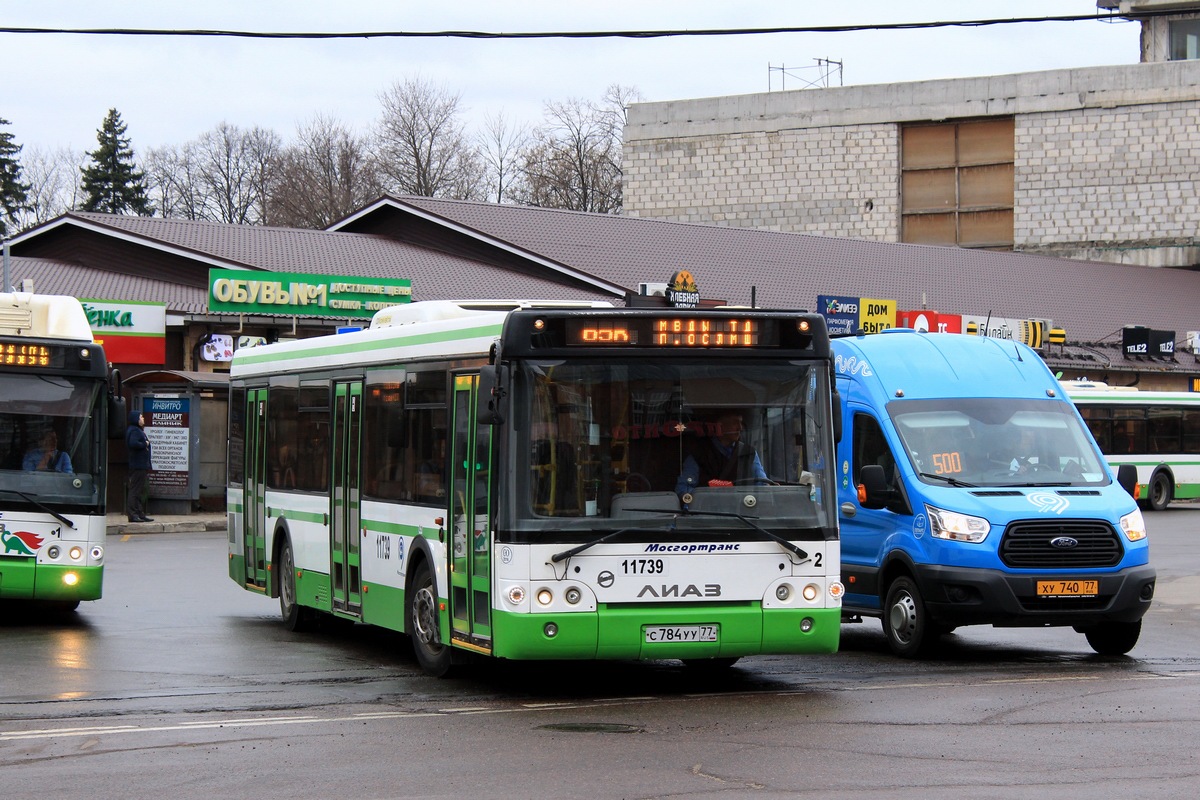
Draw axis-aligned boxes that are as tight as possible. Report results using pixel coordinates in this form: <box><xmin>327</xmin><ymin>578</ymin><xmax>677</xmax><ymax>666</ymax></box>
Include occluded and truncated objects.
<box><xmin>679</xmin><ymin>508</ymin><xmax>809</xmax><ymax>563</ymax></box>
<box><xmin>918</xmin><ymin>472</ymin><xmax>978</xmax><ymax>488</ymax></box>
<box><xmin>0</xmin><ymin>488</ymin><xmax>77</xmax><ymax>529</ymax></box>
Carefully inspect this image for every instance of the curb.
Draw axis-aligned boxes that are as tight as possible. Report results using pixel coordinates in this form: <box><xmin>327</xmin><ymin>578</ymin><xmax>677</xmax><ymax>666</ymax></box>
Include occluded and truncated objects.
<box><xmin>107</xmin><ymin>519</ymin><xmax>228</xmax><ymax>536</ymax></box>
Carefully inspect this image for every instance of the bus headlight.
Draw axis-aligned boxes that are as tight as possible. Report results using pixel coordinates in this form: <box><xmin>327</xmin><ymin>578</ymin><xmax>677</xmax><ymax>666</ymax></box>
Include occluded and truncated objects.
<box><xmin>69</xmin><ymin>546</ymin><xmax>83</xmax><ymax>561</ymax></box>
<box><xmin>536</xmin><ymin>588</ymin><xmax>553</xmax><ymax>606</ymax></box>
<box><xmin>506</xmin><ymin>585</ymin><xmax>527</xmax><ymax>605</ymax></box>
<box><xmin>801</xmin><ymin>583</ymin><xmax>820</xmax><ymax>602</ymax></box>
<box><xmin>91</xmin><ymin>546</ymin><xmax>104</xmax><ymax>561</ymax></box>
<box><xmin>48</xmin><ymin>545</ymin><xmax>61</xmax><ymax>559</ymax></box>
<box><xmin>1120</xmin><ymin>508</ymin><xmax>1148</xmax><ymax>542</ymax></box>
<box><xmin>62</xmin><ymin>572</ymin><xmax>79</xmax><ymax>586</ymax></box>
<box><xmin>926</xmin><ymin>504</ymin><xmax>990</xmax><ymax>543</ymax></box>
<box><xmin>564</xmin><ymin>587</ymin><xmax>582</xmax><ymax>605</ymax></box>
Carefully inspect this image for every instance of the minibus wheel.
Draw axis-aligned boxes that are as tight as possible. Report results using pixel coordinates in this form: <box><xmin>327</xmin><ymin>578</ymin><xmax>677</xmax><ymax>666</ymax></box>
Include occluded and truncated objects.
<box><xmin>1083</xmin><ymin>620</ymin><xmax>1141</xmax><ymax>656</ymax></box>
<box><xmin>883</xmin><ymin>576</ymin><xmax>941</xmax><ymax>658</ymax></box>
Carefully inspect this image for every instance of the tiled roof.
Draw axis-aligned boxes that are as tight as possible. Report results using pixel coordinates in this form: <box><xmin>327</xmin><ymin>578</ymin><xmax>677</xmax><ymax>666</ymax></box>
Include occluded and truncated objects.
<box><xmin>9</xmin><ymin>257</ymin><xmax>211</xmax><ymax>314</ymax></box>
<box><xmin>388</xmin><ymin>196</ymin><xmax>1200</xmax><ymax>346</ymax></box>
<box><xmin>14</xmin><ymin>213</ymin><xmax>613</xmax><ymax>309</ymax></box>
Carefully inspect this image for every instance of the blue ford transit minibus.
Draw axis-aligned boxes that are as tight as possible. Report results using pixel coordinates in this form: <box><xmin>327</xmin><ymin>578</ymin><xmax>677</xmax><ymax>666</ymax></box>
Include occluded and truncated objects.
<box><xmin>832</xmin><ymin>330</ymin><xmax>1155</xmax><ymax>657</ymax></box>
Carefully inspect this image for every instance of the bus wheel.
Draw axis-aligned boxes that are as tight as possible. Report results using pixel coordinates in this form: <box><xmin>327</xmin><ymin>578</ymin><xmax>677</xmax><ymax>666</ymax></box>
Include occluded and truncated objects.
<box><xmin>409</xmin><ymin>560</ymin><xmax>452</xmax><ymax>677</ymax></box>
<box><xmin>1083</xmin><ymin>620</ymin><xmax>1141</xmax><ymax>656</ymax></box>
<box><xmin>279</xmin><ymin>537</ymin><xmax>313</xmax><ymax>632</ymax></box>
<box><xmin>882</xmin><ymin>576</ymin><xmax>940</xmax><ymax>658</ymax></box>
<box><xmin>1148</xmin><ymin>471</ymin><xmax>1173</xmax><ymax>511</ymax></box>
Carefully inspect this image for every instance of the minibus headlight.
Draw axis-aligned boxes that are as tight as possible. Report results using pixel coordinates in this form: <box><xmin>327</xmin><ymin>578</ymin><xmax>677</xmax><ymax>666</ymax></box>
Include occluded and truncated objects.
<box><xmin>1119</xmin><ymin>508</ymin><xmax>1148</xmax><ymax>542</ymax></box>
<box><xmin>925</xmin><ymin>504</ymin><xmax>990</xmax><ymax>543</ymax></box>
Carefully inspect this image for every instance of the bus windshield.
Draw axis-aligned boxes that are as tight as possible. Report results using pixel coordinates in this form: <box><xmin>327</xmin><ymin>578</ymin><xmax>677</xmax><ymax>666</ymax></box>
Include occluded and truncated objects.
<box><xmin>0</xmin><ymin>373</ymin><xmax>104</xmax><ymax>506</ymax></box>
<box><xmin>506</xmin><ymin>359</ymin><xmax>836</xmax><ymax>535</ymax></box>
<box><xmin>888</xmin><ymin>397</ymin><xmax>1110</xmax><ymax>487</ymax></box>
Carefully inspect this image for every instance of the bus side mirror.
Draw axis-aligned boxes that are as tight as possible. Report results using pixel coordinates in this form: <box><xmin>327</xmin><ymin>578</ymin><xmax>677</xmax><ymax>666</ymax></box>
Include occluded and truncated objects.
<box><xmin>831</xmin><ymin>387</ymin><xmax>842</xmax><ymax>445</ymax></box>
<box><xmin>858</xmin><ymin>464</ymin><xmax>890</xmax><ymax>509</ymax></box>
<box><xmin>1116</xmin><ymin>464</ymin><xmax>1138</xmax><ymax>499</ymax></box>
<box><xmin>477</xmin><ymin>364</ymin><xmax>508</xmax><ymax>425</ymax></box>
<box><xmin>108</xmin><ymin>395</ymin><xmax>128</xmax><ymax>439</ymax></box>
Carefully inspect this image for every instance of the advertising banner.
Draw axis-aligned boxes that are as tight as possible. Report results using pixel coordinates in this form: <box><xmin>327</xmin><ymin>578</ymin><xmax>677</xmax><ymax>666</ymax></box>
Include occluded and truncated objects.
<box><xmin>143</xmin><ymin>395</ymin><xmax>191</xmax><ymax>499</ymax></box>
<box><xmin>817</xmin><ymin>294</ymin><xmax>860</xmax><ymax>337</ymax></box>
<box><xmin>897</xmin><ymin>310</ymin><xmax>963</xmax><ymax>334</ymax></box>
<box><xmin>208</xmin><ymin>269</ymin><xmax>412</xmax><ymax>319</ymax></box>
<box><xmin>83</xmin><ymin>299</ymin><xmax>166</xmax><ymax>364</ymax></box>
<box><xmin>859</xmin><ymin>298</ymin><xmax>896</xmax><ymax>334</ymax></box>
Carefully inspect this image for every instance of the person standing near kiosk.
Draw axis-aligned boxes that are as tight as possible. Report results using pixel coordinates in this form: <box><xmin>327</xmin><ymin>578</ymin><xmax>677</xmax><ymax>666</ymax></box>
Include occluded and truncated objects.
<box><xmin>126</xmin><ymin>411</ymin><xmax>154</xmax><ymax>522</ymax></box>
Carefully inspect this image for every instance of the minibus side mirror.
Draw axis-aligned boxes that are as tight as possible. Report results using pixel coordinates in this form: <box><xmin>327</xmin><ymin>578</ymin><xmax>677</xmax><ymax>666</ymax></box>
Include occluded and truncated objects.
<box><xmin>858</xmin><ymin>464</ymin><xmax>890</xmax><ymax>510</ymax></box>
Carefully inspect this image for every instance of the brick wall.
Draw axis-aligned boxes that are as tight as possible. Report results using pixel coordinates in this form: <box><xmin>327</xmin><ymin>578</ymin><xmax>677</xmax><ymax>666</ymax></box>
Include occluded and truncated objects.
<box><xmin>623</xmin><ymin>124</ymin><xmax>900</xmax><ymax>241</ymax></box>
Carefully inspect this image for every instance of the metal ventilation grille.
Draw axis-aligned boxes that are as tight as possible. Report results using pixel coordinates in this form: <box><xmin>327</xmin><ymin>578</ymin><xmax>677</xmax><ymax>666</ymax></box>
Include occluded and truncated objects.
<box><xmin>999</xmin><ymin>520</ymin><xmax>1123</xmax><ymax>568</ymax></box>
<box><xmin>0</xmin><ymin>306</ymin><xmax>33</xmax><ymax>333</ymax></box>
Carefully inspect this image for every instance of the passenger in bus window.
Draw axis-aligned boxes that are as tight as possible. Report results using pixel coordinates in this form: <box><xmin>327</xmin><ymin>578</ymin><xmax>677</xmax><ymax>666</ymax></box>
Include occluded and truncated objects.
<box><xmin>274</xmin><ymin>444</ymin><xmax>297</xmax><ymax>489</ymax></box>
<box><xmin>676</xmin><ymin>409</ymin><xmax>767</xmax><ymax>495</ymax></box>
<box><xmin>23</xmin><ymin>429</ymin><xmax>73</xmax><ymax>473</ymax></box>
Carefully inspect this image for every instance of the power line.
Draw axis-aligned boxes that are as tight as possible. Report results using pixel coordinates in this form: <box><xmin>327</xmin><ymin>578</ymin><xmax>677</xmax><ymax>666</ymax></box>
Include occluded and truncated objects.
<box><xmin>0</xmin><ymin>13</ymin><xmax>1160</xmax><ymax>42</ymax></box>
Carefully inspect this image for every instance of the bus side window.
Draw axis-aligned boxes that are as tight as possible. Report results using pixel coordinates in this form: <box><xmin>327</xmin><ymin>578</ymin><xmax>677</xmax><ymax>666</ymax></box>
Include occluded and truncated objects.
<box><xmin>1078</xmin><ymin>408</ymin><xmax>1111</xmax><ymax>454</ymax></box>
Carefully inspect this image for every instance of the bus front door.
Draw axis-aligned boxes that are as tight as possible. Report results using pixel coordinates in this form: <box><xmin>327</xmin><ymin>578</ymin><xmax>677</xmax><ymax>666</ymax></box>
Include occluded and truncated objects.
<box><xmin>330</xmin><ymin>380</ymin><xmax>363</xmax><ymax>617</ymax></box>
<box><xmin>242</xmin><ymin>388</ymin><xmax>269</xmax><ymax>590</ymax></box>
<box><xmin>448</xmin><ymin>374</ymin><xmax>493</xmax><ymax>652</ymax></box>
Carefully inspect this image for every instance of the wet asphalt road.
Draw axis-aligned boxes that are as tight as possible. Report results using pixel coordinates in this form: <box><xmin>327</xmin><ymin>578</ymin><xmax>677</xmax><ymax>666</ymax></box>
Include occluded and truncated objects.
<box><xmin>2</xmin><ymin>508</ymin><xmax>1199</xmax><ymax>799</ymax></box>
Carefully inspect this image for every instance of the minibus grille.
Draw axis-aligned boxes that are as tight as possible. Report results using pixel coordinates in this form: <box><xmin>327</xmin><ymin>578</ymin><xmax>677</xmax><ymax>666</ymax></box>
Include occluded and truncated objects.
<box><xmin>999</xmin><ymin>520</ymin><xmax>1123</xmax><ymax>568</ymax></box>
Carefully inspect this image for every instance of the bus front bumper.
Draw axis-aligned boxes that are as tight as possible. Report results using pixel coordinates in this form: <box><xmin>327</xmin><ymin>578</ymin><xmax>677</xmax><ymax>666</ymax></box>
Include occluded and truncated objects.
<box><xmin>491</xmin><ymin>604</ymin><xmax>841</xmax><ymax>661</ymax></box>
<box><xmin>0</xmin><ymin>560</ymin><xmax>103</xmax><ymax>601</ymax></box>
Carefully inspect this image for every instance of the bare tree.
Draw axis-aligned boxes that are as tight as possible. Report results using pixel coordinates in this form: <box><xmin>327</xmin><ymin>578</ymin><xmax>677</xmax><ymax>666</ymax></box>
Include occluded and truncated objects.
<box><xmin>374</xmin><ymin>77</ymin><xmax>484</xmax><ymax>199</ymax></box>
<box><xmin>268</xmin><ymin>115</ymin><xmax>382</xmax><ymax>229</ymax></box>
<box><xmin>198</xmin><ymin>123</ymin><xmax>281</xmax><ymax>225</ymax></box>
<box><xmin>478</xmin><ymin>111</ymin><xmax>529</xmax><ymax>204</ymax></box>
<box><xmin>11</xmin><ymin>146</ymin><xmax>85</xmax><ymax>228</ymax></box>
<box><xmin>145</xmin><ymin>123</ymin><xmax>281</xmax><ymax>224</ymax></box>
<box><xmin>515</xmin><ymin>84</ymin><xmax>640</xmax><ymax>213</ymax></box>
<box><xmin>144</xmin><ymin>141</ymin><xmax>205</xmax><ymax>220</ymax></box>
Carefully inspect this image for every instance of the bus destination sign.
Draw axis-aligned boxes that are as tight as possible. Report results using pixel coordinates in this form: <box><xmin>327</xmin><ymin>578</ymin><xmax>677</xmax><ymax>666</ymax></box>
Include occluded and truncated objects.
<box><xmin>1</xmin><ymin>342</ymin><xmax>58</xmax><ymax>368</ymax></box>
<box><xmin>566</xmin><ymin>317</ymin><xmax>778</xmax><ymax>348</ymax></box>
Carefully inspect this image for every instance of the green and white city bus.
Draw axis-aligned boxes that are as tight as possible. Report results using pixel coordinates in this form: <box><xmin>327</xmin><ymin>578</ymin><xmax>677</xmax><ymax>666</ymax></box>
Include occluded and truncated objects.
<box><xmin>227</xmin><ymin>300</ymin><xmax>842</xmax><ymax>675</ymax></box>
<box><xmin>0</xmin><ymin>292</ymin><xmax>125</xmax><ymax>609</ymax></box>
<box><xmin>1064</xmin><ymin>380</ymin><xmax>1200</xmax><ymax>511</ymax></box>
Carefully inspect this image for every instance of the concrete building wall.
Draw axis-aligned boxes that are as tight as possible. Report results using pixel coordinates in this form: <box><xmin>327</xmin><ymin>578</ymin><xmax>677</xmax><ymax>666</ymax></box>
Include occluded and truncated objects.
<box><xmin>623</xmin><ymin>60</ymin><xmax>1200</xmax><ymax>268</ymax></box>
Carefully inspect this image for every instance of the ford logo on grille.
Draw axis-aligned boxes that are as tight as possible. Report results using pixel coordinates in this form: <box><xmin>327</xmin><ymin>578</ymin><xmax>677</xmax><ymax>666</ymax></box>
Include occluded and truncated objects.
<box><xmin>1050</xmin><ymin>536</ymin><xmax>1079</xmax><ymax>549</ymax></box>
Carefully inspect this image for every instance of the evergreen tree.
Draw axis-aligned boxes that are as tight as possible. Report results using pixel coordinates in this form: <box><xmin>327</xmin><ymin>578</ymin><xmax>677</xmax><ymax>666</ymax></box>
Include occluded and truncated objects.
<box><xmin>80</xmin><ymin>108</ymin><xmax>152</xmax><ymax>215</ymax></box>
<box><xmin>0</xmin><ymin>117</ymin><xmax>31</xmax><ymax>236</ymax></box>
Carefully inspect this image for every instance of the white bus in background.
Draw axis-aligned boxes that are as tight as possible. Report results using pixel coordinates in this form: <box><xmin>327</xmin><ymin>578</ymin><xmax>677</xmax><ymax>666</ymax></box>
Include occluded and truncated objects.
<box><xmin>0</xmin><ymin>292</ymin><xmax>126</xmax><ymax>609</ymax></box>
<box><xmin>1063</xmin><ymin>381</ymin><xmax>1200</xmax><ymax>511</ymax></box>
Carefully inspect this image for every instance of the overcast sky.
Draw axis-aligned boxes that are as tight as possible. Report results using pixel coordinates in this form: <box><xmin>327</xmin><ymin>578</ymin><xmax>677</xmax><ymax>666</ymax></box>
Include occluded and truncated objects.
<box><xmin>1</xmin><ymin>1</ymin><xmax>1140</xmax><ymax>156</ymax></box>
